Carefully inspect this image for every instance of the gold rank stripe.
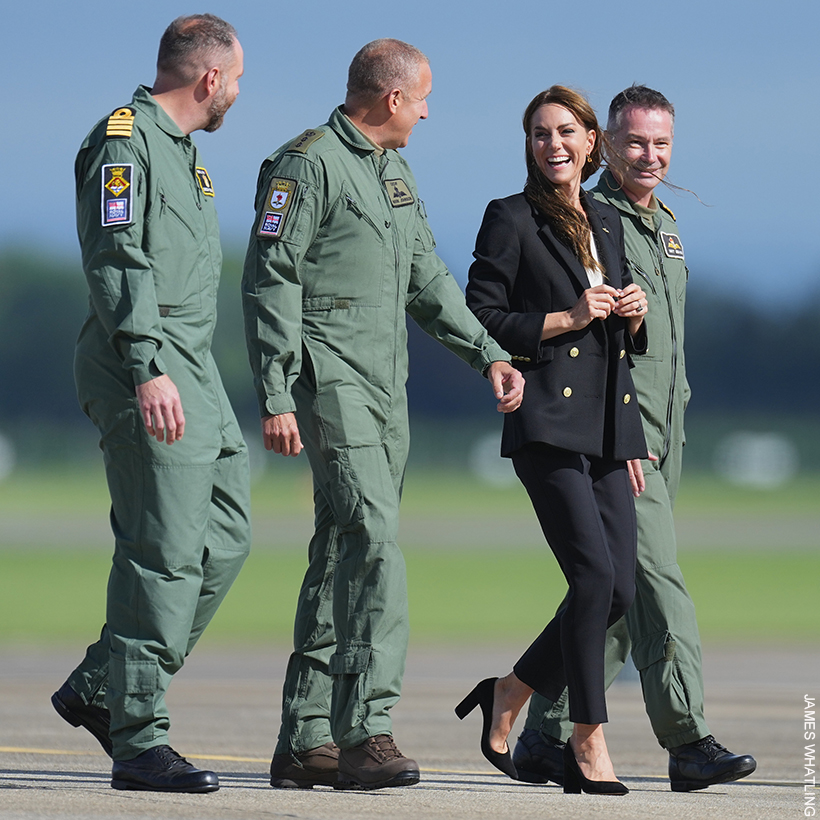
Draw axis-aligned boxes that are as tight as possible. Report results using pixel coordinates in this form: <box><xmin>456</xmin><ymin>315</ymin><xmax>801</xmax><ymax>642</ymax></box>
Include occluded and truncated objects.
<box><xmin>106</xmin><ymin>108</ymin><xmax>135</xmax><ymax>138</ymax></box>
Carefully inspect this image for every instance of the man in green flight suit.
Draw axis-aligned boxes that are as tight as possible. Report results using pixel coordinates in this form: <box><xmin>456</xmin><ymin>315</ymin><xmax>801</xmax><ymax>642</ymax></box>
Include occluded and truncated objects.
<box><xmin>242</xmin><ymin>39</ymin><xmax>524</xmax><ymax>791</ymax></box>
<box><xmin>512</xmin><ymin>85</ymin><xmax>756</xmax><ymax>792</ymax></box>
<box><xmin>51</xmin><ymin>15</ymin><xmax>250</xmax><ymax>793</ymax></box>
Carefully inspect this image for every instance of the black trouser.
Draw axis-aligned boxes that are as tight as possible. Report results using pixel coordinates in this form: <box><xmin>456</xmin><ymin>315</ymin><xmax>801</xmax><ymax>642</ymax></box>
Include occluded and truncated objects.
<box><xmin>511</xmin><ymin>444</ymin><xmax>637</xmax><ymax>725</ymax></box>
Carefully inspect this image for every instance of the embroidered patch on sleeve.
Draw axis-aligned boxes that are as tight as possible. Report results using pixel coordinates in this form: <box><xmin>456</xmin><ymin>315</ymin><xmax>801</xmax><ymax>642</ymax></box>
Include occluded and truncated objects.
<box><xmin>385</xmin><ymin>179</ymin><xmax>414</xmax><ymax>207</ymax></box>
<box><xmin>287</xmin><ymin>129</ymin><xmax>324</xmax><ymax>154</ymax></box>
<box><xmin>101</xmin><ymin>163</ymin><xmax>133</xmax><ymax>226</ymax></box>
<box><xmin>256</xmin><ymin>177</ymin><xmax>297</xmax><ymax>239</ymax></box>
<box><xmin>106</xmin><ymin>107</ymin><xmax>135</xmax><ymax>138</ymax></box>
<box><xmin>661</xmin><ymin>232</ymin><xmax>684</xmax><ymax>259</ymax></box>
<box><xmin>195</xmin><ymin>167</ymin><xmax>215</xmax><ymax>196</ymax></box>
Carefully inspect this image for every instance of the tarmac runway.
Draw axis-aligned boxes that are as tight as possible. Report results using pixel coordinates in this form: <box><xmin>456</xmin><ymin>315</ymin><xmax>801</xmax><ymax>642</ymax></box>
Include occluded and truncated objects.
<box><xmin>1</xmin><ymin>642</ymin><xmax>814</xmax><ymax>819</ymax></box>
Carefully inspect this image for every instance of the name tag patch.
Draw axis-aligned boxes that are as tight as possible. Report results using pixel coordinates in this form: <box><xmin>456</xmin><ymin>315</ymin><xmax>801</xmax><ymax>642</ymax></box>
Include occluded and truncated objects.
<box><xmin>257</xmin><ymin>177</ymin><xmax>297</xmax><ymax>238</ymax></box>
<box><xmin>385</xmin><ymin>179</ymin><xmax>414</xmax><ymax>207</ymax></box>
<box><xmin>101</xmin><ymin>163</ymin><xmax>133</xmax><ymax>226</ymax></box>
<box><xmin>195</xmin><ymin>167</ymin><xmax>215</xmax><ymax>196</ymax></box>
<box><xmin>661</xmin><ymin>232</ymin><xmax>684</xmax><ymax>259</ymax></box>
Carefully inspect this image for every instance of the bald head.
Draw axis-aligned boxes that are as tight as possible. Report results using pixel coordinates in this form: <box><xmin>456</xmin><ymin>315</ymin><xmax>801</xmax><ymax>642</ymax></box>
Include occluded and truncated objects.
<box><xmin>346</xmin><ymin>38</ymin><xmax>429</xmax><ymax>107</ymax></box>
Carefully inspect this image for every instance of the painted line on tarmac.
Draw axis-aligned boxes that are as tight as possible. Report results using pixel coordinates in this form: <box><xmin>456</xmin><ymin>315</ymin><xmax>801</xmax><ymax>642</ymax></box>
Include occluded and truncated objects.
<box><xmin>0</xmin><ymin>746</ymin><xmax>269</xmax><ymax>763</ymax></box>
<box><xmin>0</xmin><ymin>748</ymin><xmax>475</xmax><ymax>770</ymax></box>
<box><xmin>0</xmin><ymin>749</ymin><xmax>799</xmax><ymax>788</ymax></box>
<box><xmin>0</xmin><ymin>746</ymin><xmax>105</xmax><ymax>757</ymax></box>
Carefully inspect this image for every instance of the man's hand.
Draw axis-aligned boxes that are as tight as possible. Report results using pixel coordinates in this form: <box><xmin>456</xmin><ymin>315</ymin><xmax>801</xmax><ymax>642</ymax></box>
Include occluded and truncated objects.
<box><xmin>627</xmin><ymin>450</ymin><xmax>658</xmax><ymax>497</ymax></box>
<box><xmin>136</xmin><ymin>374</ymin><xmax>185</xmax><ymax>444</ymax></box>
<box><xmin>262</xmin><ymin>412</ymin><xmax>303</xmax><ymax>456</ymax></box>
<box><xmin>487</xmin><ymin>361</ymin><xmax>525</xmax><ymax>413</ymax></box>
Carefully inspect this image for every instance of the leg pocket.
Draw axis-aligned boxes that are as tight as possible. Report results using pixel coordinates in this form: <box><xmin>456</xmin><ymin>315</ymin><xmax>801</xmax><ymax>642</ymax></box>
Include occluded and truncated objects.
<box><xmin>325</xmin><ymin>451</ymin><xmax>365</xmax><ymax>529</ymax></box>
<box><xmin>631</xmin><ymin>630</ymin><xmax>698</xmax><ymax>744</ymax></box>
<box><xmin>108</xmin><ymin>654</ymin><xmax>160</xmax><ymax>728</ymax></box>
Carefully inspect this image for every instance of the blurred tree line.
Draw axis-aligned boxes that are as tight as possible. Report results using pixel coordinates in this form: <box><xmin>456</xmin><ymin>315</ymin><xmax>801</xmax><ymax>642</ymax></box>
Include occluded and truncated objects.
<box><xmin>1</xmin><ymin>250</ymin><xmax>818</xmax><ymax>470</ymax></box>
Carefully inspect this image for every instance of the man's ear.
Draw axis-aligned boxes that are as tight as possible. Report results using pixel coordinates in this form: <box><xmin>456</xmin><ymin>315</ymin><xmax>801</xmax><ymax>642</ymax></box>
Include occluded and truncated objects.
<box><xmin>386</xmin><ymin>87</ymin><xmax>402</xmax><ymax>114</ymax></box>
<box><xmin>203</xmin><ymin>66</ymin><xmax>221</xmax><ymax>98</ymax></box>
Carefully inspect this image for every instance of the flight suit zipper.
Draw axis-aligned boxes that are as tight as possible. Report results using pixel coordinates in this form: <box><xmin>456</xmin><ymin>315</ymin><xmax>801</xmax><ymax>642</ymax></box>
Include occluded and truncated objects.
<box><xmin>344</xmin><ymin>195</ymin><xmax>384</xmax><ymax>237</ymax></box>
<box><xmin>378</xmin><ymin>155</ymin><xmax>402</xmax><ymax>409</ymax></box>
<box><xmin>654</xmin><ymin>238</ymin><xmax>677</xmax><ymax>464</ymax></box>
<box><xmin>630</xmin><ymin>262</ymin><xmax>656</xmax><ymax>294</ymax></box>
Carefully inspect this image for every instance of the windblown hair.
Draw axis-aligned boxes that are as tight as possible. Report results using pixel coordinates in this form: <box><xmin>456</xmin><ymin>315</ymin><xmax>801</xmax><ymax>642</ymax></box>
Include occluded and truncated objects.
<box><xmin>157</xmin><ymin>14</ymin><xmax>237</xmax><ymax>85</ymax></box>
<box><xmin>607</xmin><ymin>84</ymin><xmax>675</xmax><ymax>134</ymax></box>
<box><xmin>346</xmin><ymin>39</ymin><xmax>428</xmax><ymax>103</ymax></box>
<box><xmin>523</xmin><ymin>86</ymin><xmax>603</xmax><ymax>273</ymax></box>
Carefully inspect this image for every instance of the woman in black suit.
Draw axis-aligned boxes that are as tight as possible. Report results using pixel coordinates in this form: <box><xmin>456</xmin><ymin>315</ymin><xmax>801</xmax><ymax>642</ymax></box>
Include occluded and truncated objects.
<box><xmin>456</xmin><ymin>87</ymin><xmax>648</xmax><ymax>795</ymax></box>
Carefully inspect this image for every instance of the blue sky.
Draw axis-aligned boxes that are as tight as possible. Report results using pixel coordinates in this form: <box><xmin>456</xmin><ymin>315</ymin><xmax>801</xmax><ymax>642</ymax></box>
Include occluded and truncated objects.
<box><xmin>4</xmin><ymin>0</ymin><xmax>819</xmax><ymax>303</ymax></box>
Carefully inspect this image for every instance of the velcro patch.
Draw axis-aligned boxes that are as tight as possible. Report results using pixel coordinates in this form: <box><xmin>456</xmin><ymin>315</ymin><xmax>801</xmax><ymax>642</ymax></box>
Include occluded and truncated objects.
<box><xmin>195</xmin><ymin>167</ymin><xmax>215</xmax><ymax>196</ymax></box>
<box><xmin>101</xmin><ymin>163</ymin><xmax>133</xmax><ymax>226</ymax></box>
<box><xmin>287</xmin><ymin>129</ymin><xmax>324</xmax><ymax>154</ymax></box>
<box><xmin>661</xmin><ymin>232</ymin><xmax>684</xmax><ymax>259</ymax></box>
<box><xmin>384</xmin><ymin>179</ymin><xmax>414</xmax><ymax>207</ymax></box>
<box><xmin>106</xmin><ymin>107</ymin><xmax>135</xmax><ymax>138</ymax></box>
<box><xmin>257</xmin><ymin>177</ymin><xmax>297</xmax><ymax>239</ymax></box>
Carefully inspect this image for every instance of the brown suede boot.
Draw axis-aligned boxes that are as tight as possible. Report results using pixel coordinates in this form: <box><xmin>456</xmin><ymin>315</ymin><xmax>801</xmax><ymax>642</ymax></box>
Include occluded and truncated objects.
<box><xmin>269</xmin><ymin>742</ymin><xmax>339</xmax><ymax>789</ymax></box>
<box><xmin>335</xmin><ymin>735</ymin><xmax>420</xmax><ymax>790</ymax></box>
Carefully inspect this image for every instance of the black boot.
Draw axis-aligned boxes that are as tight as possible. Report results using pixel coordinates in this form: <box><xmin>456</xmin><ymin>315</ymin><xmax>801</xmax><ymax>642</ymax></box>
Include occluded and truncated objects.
<box><xmin>51</xmin><ymin>682</ymin><xmax>112</xmax><ymax>758</ymax></box>
<box><xmin>111</xmin><ymin>745</ymin><xmax>219</xmax><ymax>793</ymax></box>
<box><xmin>668</xmin><ymin>735</ymin><xmax>756</xmax><ymax>792</ymax></box>
<box><xmin>512</xmin><ymin>728</ymin><xmax>565</xmax><ymax>785</ymax></box>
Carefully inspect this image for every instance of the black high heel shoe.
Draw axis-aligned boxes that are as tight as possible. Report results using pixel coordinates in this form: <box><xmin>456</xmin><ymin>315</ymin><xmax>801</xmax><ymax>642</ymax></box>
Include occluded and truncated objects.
<box><xmin>455</xmin><ymin>678</ymin><xmax>518</xmax><ymax>779</ymax></box>
<box><xmin>562</xmin><ymin>741</ymin><xmax>629</xmax><ymax>795</ymax></box>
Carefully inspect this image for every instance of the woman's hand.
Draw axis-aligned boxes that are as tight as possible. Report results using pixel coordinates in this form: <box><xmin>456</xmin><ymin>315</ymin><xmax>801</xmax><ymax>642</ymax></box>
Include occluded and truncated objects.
<box><xmin>628</xmin><ymin>451</ymin><xmax>658</xmax><ymax>497</ymax></box>
<box><xmin>568</xmin><ymin>284</ymin><xmax>620</xmax><ymax>329</ymax></box>
<box><xmin>613</xmin><ymin>282</ymin><xmax>647</xmax><ymax>337</ymax></box>
<box><xmin>542</xmin><ymin>284</ymin><xmax>620</xmax><ymax>339</ymax></box>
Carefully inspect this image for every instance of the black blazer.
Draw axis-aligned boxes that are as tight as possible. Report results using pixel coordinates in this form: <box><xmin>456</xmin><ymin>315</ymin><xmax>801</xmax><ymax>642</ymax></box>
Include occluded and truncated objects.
<box><xmin>466</xmin><ymin>190</ymin><xmax>647</xmax><ymax>461</ymax></box>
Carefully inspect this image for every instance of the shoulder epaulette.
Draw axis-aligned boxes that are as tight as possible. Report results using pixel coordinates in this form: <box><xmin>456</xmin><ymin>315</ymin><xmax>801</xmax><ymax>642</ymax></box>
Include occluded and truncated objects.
<box><xmin>286</xmin><ymin>129</ymin><xmax>325</xmax><ymax>154</ymax></box>
<box><xmin>105</xmin><ymin>107</ymin><xmax>135</xmax><ymax>139</ymax></box>
<box><xmin>657</xmin><ymin>198</ymin><xmax>676</xmax><ymax>221</ymax></box>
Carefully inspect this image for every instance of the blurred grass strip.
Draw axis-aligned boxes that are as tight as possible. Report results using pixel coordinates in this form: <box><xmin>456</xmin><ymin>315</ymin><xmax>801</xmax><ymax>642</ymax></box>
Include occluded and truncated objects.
<box><xmin>0</xmin><ymin>549</ymin><xmax>815</xmax><ymax>647</ymax></box>
<box><xmin>4</xmin><ymin>467</ymin><xmax>820</xmax><ymax>516</ymax></box>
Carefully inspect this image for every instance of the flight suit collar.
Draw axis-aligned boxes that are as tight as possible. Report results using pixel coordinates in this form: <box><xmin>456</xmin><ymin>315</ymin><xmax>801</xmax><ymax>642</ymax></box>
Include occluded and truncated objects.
<box><xmin>132</xmin><ymin>85</ymin><xmax>189</xmax><ymax>141</ymax></box>
<box><xmin>330</xmin><ymin>106</ymin><xmax>385</xmax><ymax>156</ymax></box>
<box><xmin>595</xmin><ymin>169</ymin><xmax>660</xmax><ymax>232</ymax></box>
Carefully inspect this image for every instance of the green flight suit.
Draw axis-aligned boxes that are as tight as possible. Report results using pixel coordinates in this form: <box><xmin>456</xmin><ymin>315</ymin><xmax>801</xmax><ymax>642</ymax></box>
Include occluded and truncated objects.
<box><xmin>243</xmin><ymin>107</ymin><xmax>508</xmax><ymax>753</ymax></box>
<box><xmin>525</xmin><ymin>169</ymin><xmax>709</xmax><ymax>748</ymax></box>
<box><xmin>66</xmin><ymin>86</ymin><xmax>251</xmax><ymax>760</ymax></box>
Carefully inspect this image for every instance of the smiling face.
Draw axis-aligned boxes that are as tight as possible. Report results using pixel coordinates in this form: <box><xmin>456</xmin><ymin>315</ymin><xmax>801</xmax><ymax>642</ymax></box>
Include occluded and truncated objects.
<box><xmin>529</xmin><ymin>104</ymin><xmax>596</xmax><ymax>202</ymax></box>
<box><xmin>607</xmin><ymin>105</ymin><xmax>673</xmax><ymax>207</ymax></box>
<box><xmin>382</xmin><ymin>61</ymin><xmax>431</xmax><ymax>149</ymax></box>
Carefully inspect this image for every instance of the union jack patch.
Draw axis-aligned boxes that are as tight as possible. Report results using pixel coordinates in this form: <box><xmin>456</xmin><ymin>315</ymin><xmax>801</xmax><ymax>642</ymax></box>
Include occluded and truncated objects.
<box><xmin>101</xmin><ymin>163</ymin><xmax>133</xmax><ymax>226</ymax></box>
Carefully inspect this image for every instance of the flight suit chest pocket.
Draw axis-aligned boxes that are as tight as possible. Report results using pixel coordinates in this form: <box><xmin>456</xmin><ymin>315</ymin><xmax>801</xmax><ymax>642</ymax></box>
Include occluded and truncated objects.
<box><xmin>149</xmin><ymin>186</ymin><xmax>203</xmax><ymax>309</ymax></box>
<box><xmin>342</xmin><ymin>190</ymin><xmax>384</xmax><ymax>240</ymax></box>
<box><xmin>676</xmin><ymin>264</ymin><xmax>689</xmax><ymax>300</ymax></box>
<box><xmin>309</xmin><ymin>188</ymin><xmax>386</xmax><ymax>307</ymax></box>
<box><xmin>415</xmin><ymin>199</ymin><xmax>436</xmax><ymax>253</ymax></box>
<box><xmin>628</xmin><ymin>260</ymin><xmax>656</xmax><ymax>294</ymax></box>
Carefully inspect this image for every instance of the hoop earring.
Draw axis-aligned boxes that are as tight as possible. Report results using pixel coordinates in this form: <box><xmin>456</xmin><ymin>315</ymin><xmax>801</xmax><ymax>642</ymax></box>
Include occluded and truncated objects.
<box><xmin>586</xmin><ymin>155</ymin><xmax>592</xmax><ymax>164</ymax></box>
